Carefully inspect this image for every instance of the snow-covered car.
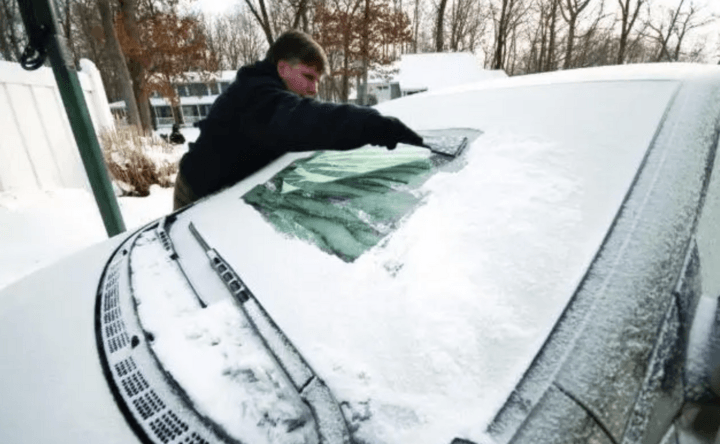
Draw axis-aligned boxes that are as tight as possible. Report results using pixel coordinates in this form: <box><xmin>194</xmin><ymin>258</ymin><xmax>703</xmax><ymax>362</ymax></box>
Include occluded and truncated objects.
<box><xmin>2</xmin><ymin>63</ymin><xmax>720</xmax><ymax>444</ymax></box>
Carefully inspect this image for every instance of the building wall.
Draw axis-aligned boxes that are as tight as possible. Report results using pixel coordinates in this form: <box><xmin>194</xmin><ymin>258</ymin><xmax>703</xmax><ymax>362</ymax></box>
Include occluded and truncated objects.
<box><xmin>0</xmin><ymin>59</ymin><xmax>113</xmax><ymax>192</ymax></box>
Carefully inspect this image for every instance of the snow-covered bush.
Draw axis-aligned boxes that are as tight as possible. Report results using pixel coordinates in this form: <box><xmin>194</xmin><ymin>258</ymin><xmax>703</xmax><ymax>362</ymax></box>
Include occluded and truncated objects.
<box><xmin>100</xmin><ymin>124</ymin><xmax>181</xmax><ymax>197</ymax></box>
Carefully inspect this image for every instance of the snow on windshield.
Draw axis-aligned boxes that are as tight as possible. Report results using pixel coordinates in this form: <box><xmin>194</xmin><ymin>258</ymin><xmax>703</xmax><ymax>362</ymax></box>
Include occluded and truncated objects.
<box><xmin>134</xmin><ymin>79</ymin><xmax>679</xmax><ymax>444</ymax></box>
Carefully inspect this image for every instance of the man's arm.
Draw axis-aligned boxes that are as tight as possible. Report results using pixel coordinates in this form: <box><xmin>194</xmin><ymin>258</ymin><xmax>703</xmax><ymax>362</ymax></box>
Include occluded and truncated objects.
<box><xmin>243</xmin><ymin>81</ymin><xmax>419</xmax><ymax>152</ymax></box>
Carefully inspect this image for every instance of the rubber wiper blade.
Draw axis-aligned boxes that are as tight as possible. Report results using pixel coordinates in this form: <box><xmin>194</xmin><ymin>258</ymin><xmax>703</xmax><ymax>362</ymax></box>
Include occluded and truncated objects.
<box><xmin>156</xmin><ymin>216</ymin><xmax>207</xmax><ymax>308</ymax></box>
<box><xmin>188</xmin><ymin>222</ymin><xmax>351</xmax><ymax>444</ymax></box>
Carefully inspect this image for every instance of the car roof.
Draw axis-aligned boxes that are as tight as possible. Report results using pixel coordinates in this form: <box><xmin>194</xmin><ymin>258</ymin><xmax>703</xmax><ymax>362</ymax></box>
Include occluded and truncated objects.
<box><xmin>422</xmin><ymin>63</ymin><xmax>720</xmax><ymax>97</ymax></box>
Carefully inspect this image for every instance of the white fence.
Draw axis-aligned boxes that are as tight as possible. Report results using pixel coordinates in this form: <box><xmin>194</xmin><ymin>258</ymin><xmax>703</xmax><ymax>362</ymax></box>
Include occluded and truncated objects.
<box><xmin>0</xmin><ymin>59</ymin><xmax>114</xmax><ymax>192</ymax></box>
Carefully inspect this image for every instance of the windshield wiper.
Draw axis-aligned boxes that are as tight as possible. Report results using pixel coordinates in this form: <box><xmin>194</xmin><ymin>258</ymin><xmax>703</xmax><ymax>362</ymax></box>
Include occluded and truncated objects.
<box><xmin>188</xmin><ymin>222</ymin><xmax>352</xmax><ymax>444</ymax></box>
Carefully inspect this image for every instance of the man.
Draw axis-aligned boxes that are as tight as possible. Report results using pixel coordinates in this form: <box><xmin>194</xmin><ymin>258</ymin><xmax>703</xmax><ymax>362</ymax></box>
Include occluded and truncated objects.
<box><xmin>173</xmin><ymin>30</ymin><xmax>423</xmax><ymax>210</ymax></box>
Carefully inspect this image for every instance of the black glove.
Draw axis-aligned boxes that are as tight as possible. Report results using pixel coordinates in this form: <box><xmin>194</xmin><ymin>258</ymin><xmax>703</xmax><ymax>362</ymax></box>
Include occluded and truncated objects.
<box><xmin>370</xmin><ymin>116</ymin><xmax>424</xmax><ymax>150</ymax></box>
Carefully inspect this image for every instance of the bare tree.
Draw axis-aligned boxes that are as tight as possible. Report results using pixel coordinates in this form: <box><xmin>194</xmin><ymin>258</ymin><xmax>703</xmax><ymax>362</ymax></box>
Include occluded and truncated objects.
<box><xmin>98</xmin><ymin>0</ymin><xmax>141</xmax><ymax>126</ymax></box>
<box><xmin>524</xmin><ymin>0</ymin><xmax>561</xmax><ymax>73</ymax></box>
<box><xmin>558</xmin><ymin>0</ymin><xmax>592</xmax><ymax>68</ymax></box>
<box><xmin>447</xmin><ymin>0</ymin><xmax>489</xmax><ymax>52</ymax></box>
<box><xmin>0</xmin><ymin>0</ymin><xmax>25</xmax><ymax>61</ymax></box>
<box><xmin>568</xmin><ymin>3</ymin><xmax>614</xmax><ymax>67</ymax></box>
<box><xmin>53</xmin><ymin>0</ymin><xmax>78</xmax><ymax>63</ymax></box>
<box><xmin>244</xmin><ymin>0</ymin><xmax>276</xmax><ymax>44</ymax></box>
<box><xmin>119</xmin><ymin>0</ymin><xmax>157</xmax><ymax>132</ymax></box>
<box><xmin>205</xmin><ymin>7</ymin><xmax>266</xmax><ymax>70</ymax></box>
<box><xmin>489</xmin><ymin>0</ymin><xmax>528</xmax><ymax>70</ymax></box>
<box><xmin>412</xmin><ymin>0</ymin><xmax>422</xmax><ymax>51</ymax></box>
<box><xmin>435</xmin><ymin>0</ymin><xmax>449</xmax><ymax>51</ymax></box>
<box><xmin>645</xmin><ymin>0</ymin><xmax>715</xmax><ymax>62</ymax></box>
<box><xmin>616</xmin><ymin>0</ymin><xmax>645</xmax><ymax>64</ymax></box>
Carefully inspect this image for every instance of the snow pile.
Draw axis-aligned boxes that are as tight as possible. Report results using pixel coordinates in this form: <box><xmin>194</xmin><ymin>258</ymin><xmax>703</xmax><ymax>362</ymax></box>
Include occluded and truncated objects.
<box><xmin>0</xmin><ymin>189</ymin><xmax>108</xmax><ymax>290</ymax></box>
<box><xmin>398</xmin><ymin>53</ymin><xmax>503</xmax><ymax>92</ymax></box>
<box><xmin>0</xmin><ymin>186</ymin><xmax>175</xmax><ymax>291</ymax></box>
<box><xmin>0</xmin><ymin>126</ymin><xmax>196</xmax><ymax>292</ymax></box>
<box><xmin>313</xmin><ymin>132</ymin><xmax>584</xmax><ymax>443</ymax></box>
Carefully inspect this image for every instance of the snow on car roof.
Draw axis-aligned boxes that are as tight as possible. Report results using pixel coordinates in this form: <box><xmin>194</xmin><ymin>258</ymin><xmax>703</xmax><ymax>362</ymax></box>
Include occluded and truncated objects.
<box><xmin>420</xmin><ymin>62</ymin><xmax>720</xmax><ymax>97</ymax></box>
<box><xmin>397</xmin><ymin>52</ymin><xmax>505</xmax><ymax>91</ymax></box>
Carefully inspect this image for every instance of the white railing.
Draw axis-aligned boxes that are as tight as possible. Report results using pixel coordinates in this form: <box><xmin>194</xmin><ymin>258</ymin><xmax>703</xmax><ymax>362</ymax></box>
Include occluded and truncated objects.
<box><xmin>0</xmin><ymin>59</ymin><xmax>114</xmax><ymax>192</ymax></box>
<box><xmin>182</xmin><ymin>115</ymin><xmax>203</xmax><ymax>125</ymax></box>
<box><xmin>156</xmin><ymin>117</ymin><xmax>176</xmax><ymax>127</ymax></box>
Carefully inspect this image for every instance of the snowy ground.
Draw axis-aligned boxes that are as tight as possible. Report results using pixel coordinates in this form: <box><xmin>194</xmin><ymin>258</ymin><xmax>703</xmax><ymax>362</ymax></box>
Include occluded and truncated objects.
<box><xmin>0</xmin><ymin>127</ymin><xmax>198</xmax><ymax>292</ymax></box>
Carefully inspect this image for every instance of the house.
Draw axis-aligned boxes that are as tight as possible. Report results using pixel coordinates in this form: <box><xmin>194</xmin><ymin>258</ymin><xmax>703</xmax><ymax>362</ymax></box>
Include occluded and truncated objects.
<box><xmin>109</xmin><ymin>54</ymin><xmax>505</xmax><ymax>123</ymax></box>
<box><xmin>110</xmin><ymin>70</ymin><xmax>237</xmax><ymax>128</ymax></box>
<box><xmin>397</xmin><ymin>52</ymin><xmax>507</xmax><ymax>96</ymax></box>
<box><xmin>348</xmin><ymin>53</ymin><xmax>506</xmax><ymax>104</ymax></box>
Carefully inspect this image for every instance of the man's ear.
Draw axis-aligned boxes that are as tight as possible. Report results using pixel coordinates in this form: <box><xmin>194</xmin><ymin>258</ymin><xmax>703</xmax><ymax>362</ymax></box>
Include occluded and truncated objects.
<box><xmin>277</xmin><ymin>60</ymin><xmax>291</xmax><ymax>79</ymax></box>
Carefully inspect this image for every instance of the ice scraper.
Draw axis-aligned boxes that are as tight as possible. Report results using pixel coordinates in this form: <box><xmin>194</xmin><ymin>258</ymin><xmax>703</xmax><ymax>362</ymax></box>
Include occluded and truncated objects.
<box><xmin>417</xmin><ymin>133</ymin><xmax>469</xmax><ymax>157</ymax></box>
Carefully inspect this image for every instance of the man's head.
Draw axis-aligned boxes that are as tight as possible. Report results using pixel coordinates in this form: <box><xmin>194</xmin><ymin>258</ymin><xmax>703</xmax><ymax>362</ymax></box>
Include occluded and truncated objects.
<box><xmin>266</xmin><ymin>30</ymin><xmax>328</xmax><ymax>98</ymax></box>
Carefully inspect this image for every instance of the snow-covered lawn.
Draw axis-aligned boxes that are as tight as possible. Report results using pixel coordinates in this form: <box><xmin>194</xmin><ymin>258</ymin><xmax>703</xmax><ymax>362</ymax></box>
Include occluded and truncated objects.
<box><xmin>0</xmin><ymin>127</ymin><xmax>197</xmax><ymax>292</ymax></box>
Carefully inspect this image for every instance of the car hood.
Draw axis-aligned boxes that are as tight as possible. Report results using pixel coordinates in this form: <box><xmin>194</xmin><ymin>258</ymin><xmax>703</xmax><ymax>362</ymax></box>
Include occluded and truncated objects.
<box><xmin>0</xmin><ymin>234</ymin><xmax>137</xmax><ymax>443</ymax></box>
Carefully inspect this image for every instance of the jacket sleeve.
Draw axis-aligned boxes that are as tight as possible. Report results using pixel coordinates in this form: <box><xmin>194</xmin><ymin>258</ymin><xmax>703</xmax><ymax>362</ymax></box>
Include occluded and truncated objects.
<box><xmin>239</xmin><ymin>78</ymin><xmax>384</xmax><ymax>153</ymax></box>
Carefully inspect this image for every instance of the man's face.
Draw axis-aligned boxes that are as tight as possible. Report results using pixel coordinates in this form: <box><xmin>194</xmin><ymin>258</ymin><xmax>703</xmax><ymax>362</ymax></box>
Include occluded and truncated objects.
<box><xmin>277</xmin><ymin>60</ymin><xmax>321</xmax><ymax>98</ymax></box>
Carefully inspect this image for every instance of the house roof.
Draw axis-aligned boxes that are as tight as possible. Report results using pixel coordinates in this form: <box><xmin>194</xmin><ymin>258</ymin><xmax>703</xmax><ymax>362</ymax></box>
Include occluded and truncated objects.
<box><xmin>398</xmin><ymin>52</ymin><xmax>506</xmax><ymax>91</ymax></box>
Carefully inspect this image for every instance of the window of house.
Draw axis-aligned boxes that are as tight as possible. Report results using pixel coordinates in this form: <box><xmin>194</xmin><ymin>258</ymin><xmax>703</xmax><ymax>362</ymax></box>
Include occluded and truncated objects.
<box><xmin>182</xmin><ymin>105</ymin><xmax>200</xmax><ymax>117</ymax></box>
<box><xmin>198</xmin><ymin>104</ymin><xmax>212</xmax><ymax>118</ymax></box>
<box><xmin>188</xmin><ymin>83</ymin><xmax>208</xmax><ymax>96</ymax></box>
<box><xmin>220</xmin><ymin>82</ymin><xmax>231</xmax><ymax>93</ymax></box>
<box><xmin>209</xmin><ymin>82</ymin><xmax>220</xmax><ymax>95</ymax></box>
<box><xmin>154</xmin><ymin>106</ymin><xmax>173</xmax><ymax>118</ymax></box>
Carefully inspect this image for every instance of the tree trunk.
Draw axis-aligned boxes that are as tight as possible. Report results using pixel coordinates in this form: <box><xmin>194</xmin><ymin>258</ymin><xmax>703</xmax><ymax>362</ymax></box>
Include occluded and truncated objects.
<box><xmin>98</xmin><ymin>0</ymin><xmax>141</xmax><ymax>127</ymax></box>
<box><xmin>0</xmin><ymin>0</ymin><xmax>23</xmax><ymax>61</ymax></box>
<box><xmin>435</xmin><ymin>0</ymin><xmax>448</xmax><ymax>52</ymax></box>
<box><xmin>119</xmin><ymin>0</ymin><xmax>152</xmax><ymax>133</ymax></box>
<box><xmin>413</xmin><ymin>0</ymin><xmax>421</xmax><ymax>52</ymax></box>
<box><xmin>493</xmin><ymin>0</ymin><xmax>509</xmax><ymax>70</ymax></box>
<box><xmin>564</xmin><ymin>18</ymin><xmax>576</xmax><ymax>68</ymax></box>
<box><xmin>616</xmin><ymin>0</ymin><xmax>643</xmax><ymax>65</ymax></box>
<box><xmin>546</xmin><ymin>0</ymin><xmax>558</xmax><ymax>71</ymax></box>
<box><xmin>244</xmin><ymin>0</ymin><xmax>275</xmax><ymax>45</ymax></box>
<box><xmin>361</xmin><ymin>0</ymin><xmax>369</xmax><ymax>105</ymax></box>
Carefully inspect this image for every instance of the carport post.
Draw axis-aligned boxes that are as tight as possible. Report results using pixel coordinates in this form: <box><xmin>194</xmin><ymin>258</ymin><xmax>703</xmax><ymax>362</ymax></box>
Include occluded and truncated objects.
<box><xmin>18</xmin><ymin>0</ymin><xmax>126</xmax><ymax>237</ymax></box>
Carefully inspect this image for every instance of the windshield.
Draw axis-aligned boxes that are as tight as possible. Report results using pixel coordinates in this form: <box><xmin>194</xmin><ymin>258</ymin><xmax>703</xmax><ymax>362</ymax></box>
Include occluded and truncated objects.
<box><xmin>242</xmin><ymin>137</ymin><xmax>476</xmax><ymax>262</ymax></box>
<box><xmin>136</xmin><ymin>80</ymin><xmax>680</xmax><ymax>444</ymax></box>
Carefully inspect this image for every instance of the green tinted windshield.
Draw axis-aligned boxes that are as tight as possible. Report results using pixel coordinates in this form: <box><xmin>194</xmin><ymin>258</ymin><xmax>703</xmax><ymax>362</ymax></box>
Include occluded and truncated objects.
<box><xmin>243</xmin><ymin>148</ymin><xmax>439</xmax><ymax>262</ymax></box>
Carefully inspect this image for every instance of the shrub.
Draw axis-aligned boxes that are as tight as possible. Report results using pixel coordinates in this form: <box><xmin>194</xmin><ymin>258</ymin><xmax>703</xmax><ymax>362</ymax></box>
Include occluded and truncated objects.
<box><xmin>100</xmin><ymin>124</ymin><xmax>181</xmax><ymax>197</ymax></box>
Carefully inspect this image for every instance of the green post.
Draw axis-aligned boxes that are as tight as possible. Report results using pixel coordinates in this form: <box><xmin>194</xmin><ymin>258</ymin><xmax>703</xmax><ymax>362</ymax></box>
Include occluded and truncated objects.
<box><xmin>18</xmin><ymin>0</ymin><xmax>126</xmax><ymax>236</ymax></box>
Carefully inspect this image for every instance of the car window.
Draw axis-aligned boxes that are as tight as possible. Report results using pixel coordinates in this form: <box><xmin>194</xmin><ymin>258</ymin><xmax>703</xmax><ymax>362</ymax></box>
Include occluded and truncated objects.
<box><xmin>695</xmin><ymin>144</ymin><xmax>720</xmax><ymax>297</ymax></box>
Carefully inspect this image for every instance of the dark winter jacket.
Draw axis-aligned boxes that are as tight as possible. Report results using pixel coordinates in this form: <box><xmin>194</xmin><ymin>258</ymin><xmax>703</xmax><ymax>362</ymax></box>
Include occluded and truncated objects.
<box><xmin>178</xmin><ymin>58</ymin><xmax>385</xmax><ymax>199</ymax></box>
<box><xmin>169</xmin><ymin>129</ymin><xmax>185</xmax><ymax>145</ymax></box>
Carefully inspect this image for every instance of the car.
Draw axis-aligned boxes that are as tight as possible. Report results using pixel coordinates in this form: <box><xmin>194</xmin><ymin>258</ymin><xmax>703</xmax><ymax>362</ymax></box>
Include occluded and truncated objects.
<box><xmin>2</xmin><ymin>62</ymin><xmax>720</xmax><ymax>444</ymax></box>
